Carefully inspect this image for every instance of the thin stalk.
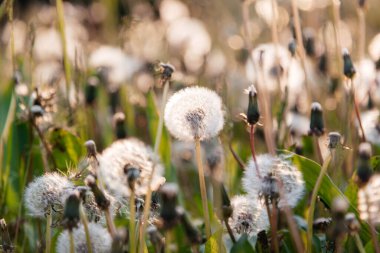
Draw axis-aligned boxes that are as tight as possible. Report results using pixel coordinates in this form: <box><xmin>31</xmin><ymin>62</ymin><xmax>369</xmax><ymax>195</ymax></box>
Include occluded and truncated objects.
<box><xmin>228</xmin><ymin>141</ymin><xmax>245</xmax><ymax>169</ymax></box>
<box><xmin>290</xmin><ymin>0</ymin><xmax>311</xmax><ymax>101</ymax></box>
<box><xmin>139</xmin><ymin>80</ymin><xmax>170</xmax><ymax>253</ymax></box>
<box><xmin>306</xmin><ymin>152</ymin><xmax>332</xmax><ymax>253</ymax></box>
<box><xmin>331</xmin><ymin>0</ymin><xmax>343</xmax><ymax>80</ymax></box>
<box><xmin>56</xmin><ymin>0</ymin><xmax>72</xmax><ymax>95</ymax></box>
<box><xmin>6</xmin><ymin>0</ymin><xmax>15</xmax><ymax>72</ymax></box>
<box><xmin>80</xmin><ymin>204</ymin><xmax>93</xmax><ymax>253</ymax></box>
<box><xmin>357</xmin><ymin>8</ymin><xmax>366</xmax><ymax>61</ymax></box>
<box><xmin>352</xmin><ymin>81</ymin><xmax>366</xmax><ymax>142</ymax></box>
<box><xmin>69</xmin><ymin>230</ymin><xmax>75</xmax><ymax>253</ymax></box>
<box><xmin>195</xmin><ymin>138</ymin><xmax>211</xmax><ymax>238</ymax></box>
<box><xmin>353</xmin><ymin>233</ymin><xmax>365</xmax><ymax>253</ymax></box>
<box><xmin>277</xmin><ymin>180</ymin><xmax>304</xmax><ymax>253</ymax></box>
<box><xmin>31</xmin><ymin>120</ymin><xmax>56</xmax><ymax>170</ymax></box>
<box><xmin>264</xmin><ymin>198</ymin><xmax>279</xmax><ymax>253</ymax></box>
<box><xmin>45</xmin><ymin>207</ymin><xmax>52</xmax><ymax>253</ymax></box>
<box><xmin>105</xmin><ymin>208</ymin><xmax>116</xmax><ymax>238</ymax></box>
<box><xmin>165</xmin><ymin>231</ymin><xmax>171</xmax><ymax>253</ymax></box>
<box><xmin>249</xmin><ymin>125</ymin><xmax>261</xmax><ymax>178</ymax></box>
<box><xmin>224</xmin><ymin>218</ymin><xmax>236</xmax><ymax>243</ymax></box>
<box><xmin>129</xmin><ymin>189</ymin><xmax>136</xmax><ymax>253</ymax></box>
<box><xmin>313</xmin><ymin>136</ymin><xmax>323</xmax><ymax>164</ymax></box>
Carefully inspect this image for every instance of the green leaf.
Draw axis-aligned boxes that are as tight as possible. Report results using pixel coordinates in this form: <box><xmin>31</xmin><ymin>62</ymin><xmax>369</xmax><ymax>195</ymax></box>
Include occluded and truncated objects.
<box><xmin>47</xmin><ymin>128</ymin><xmax>84</xmax><ymax>170</ymax></box>
<box><xmin>280</xmin><ymin>150</ymin><xmax>371</xmax><ymax>243</ymax></box>
<box><xmin>231</xmin><ymin>234</ymin><xmax>255</xmax><ymax>253</ymax></box>
<box><xmin>204</xmin><ymin>229</ymin><xmax>226</xmax><ymax>253</ymax></box>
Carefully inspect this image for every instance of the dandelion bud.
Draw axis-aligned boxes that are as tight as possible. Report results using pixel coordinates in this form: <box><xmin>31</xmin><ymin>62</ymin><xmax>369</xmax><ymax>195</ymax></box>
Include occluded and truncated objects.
<box><xmin>113</xmin><ymin>112</ymin><xmax>127</xmax><ymax>139</ymax></box>
<box><xmin>30</xmin><ymin>105</ymin><xmax>44</xmax><ymax>118</ymax></box>
<box><xmin>328</xmin><ymin>132</ymin><xmax>341</xmax><ymax>149</ymax></box>
<box><xmin>177</xmin><ymin>207</ymin><xmax>203</xmax><ymax>245</ymax></box>
<box><xmin>85</xmin><ymin>140</ymin><xmax>97</xmax><ymax>158</ymax></box>
<box><xmin>246</xmin><ymin>84</ymin><xmax>260</xmax><ymax>125</ymax></box>
<box><xmin>345</xmin><ymin>213</ymin><xmax>360</xmax><ymax>234</ymax></box>
<box><xmin>62</xmin><ymin>191</ymin><xmax>81</xmax><ymax>231</ymax></box>
<box><xmin>308</xmin><ymin>102</ymin><xmax>325</xmax><ymax>136</ymax></box>
<box><xmin>357</xmin><ymin>142</ymin><xmax>373</xmax><ymax>185</ymax></box>
<box><xmin>85</xmin><ymin>175</ymin><xmax>110</xmax><ymax>210</ymax></box>
<box><xmin>342</xmin><ymin>48</ymin><xmax>356</xmax><ymax>79</ymax></box>
<box><xmin>313</xmin><ymin>217</ymin><xmax>332</xmax><ymax>233</ymax></box>
<box><xmin>147</xmin><ymin>226</ymin><xmax>165</xmax><ymax>252</ymax></box>
<box><xmin>159</xmin><ymin>183</ymin><xmax>179</xmax><ymax>229</ymax></box>
<box><xmin>332</xmin><ymin>197</ymin><xmax>349</xmax><ymax>219</ymax></box>
<box><xmin>303</xmin><ymin>28</ymin><xmax>316</xmax><ymax>57</ymax></box>
<box><xmin>159</xmin><ymin>62</ymin><xmax>175</xmax><ymax>84</ymax></box>
<box><xmin>358</xmin><ymin>0</ymin><xmax>366</xmax><ymax>8</ymax></box>
<box><xmin>288</xmin><ymin>40</ymin><xmax>297</xmax><ymax>57</ymax></box>
<box><xmin>85</xmin><ymin>76</ymin><xmax>98</xmax><ymax>105</ymax></box>
<box><xmin>123</xmin><ymin>165</ymin><xmax>140</xmax><ymax>190</ymax></box>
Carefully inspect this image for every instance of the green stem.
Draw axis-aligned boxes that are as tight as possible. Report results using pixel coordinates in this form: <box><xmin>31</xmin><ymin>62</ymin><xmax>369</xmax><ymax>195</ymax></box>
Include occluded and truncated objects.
<box><xmin>353</xmin><ymin>233</ymin><xmax>365</xmax><ymax>253</ymax></box>
<box><xmin>80</xmin><ymin>204</ymin><xmax>93</xmax><ymax>253</ymax></box>
<box><xmin>105</xmin><ymin>208</ymin><xmax>116</xmax><ymax>238</ymax></box>
<box><xmin>195</xmin><ymin>138</ymin><xmax>211</xmax><ymax>238</ymax></box>
<box><xmin>139</xmin><ymin>80</ymin><xmax>170</xmax><ymax>253</ymax></box>
<box><xmin>129</xmin><ymin>189</ymin><xmax>136</xmax><ymax>253</ymax></box>
<box><xmin>307</xmin><ymin>153</ymin><xmax>332</xmax><ymax>253</ymax></box>
<box><xmin>45</xmin><ymin>207</ymin><xmax>52</xmax><ymax>253</ymax></box>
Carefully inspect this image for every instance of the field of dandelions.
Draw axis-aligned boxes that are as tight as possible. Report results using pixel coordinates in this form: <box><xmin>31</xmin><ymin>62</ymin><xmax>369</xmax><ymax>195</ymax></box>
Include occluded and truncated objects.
<box><xmin>1</xmin><ymin>0</ymin><xmax>380</xmax><ymax>252</ymax></box>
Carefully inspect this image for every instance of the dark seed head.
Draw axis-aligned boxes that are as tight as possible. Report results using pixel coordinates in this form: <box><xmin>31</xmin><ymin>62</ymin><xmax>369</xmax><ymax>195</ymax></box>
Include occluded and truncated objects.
<box><xmin>343</xmin><ymin>49</ymin><xmax>356</xmax><ymax>79</ymax></box>
<box><xmin>308</xmin><ymin>102</ymin><xmax>324</xmax><ymax>136</ymax></box>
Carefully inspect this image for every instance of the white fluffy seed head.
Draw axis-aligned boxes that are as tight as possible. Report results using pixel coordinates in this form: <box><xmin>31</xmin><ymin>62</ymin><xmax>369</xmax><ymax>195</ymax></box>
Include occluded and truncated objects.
<box><xmin>358</xmin><ymin>175</ymin><xmax>380</xmax><ymax>225</ymax></box>
<box><xmin>56</xmin><ymin>223</ymin><xmax>112</xmax><ymax>253</ymax></box>
<box><xmin>24</xmin><ymin>173</ymin><xmax>74</xmax><ymax>217</ymax></box>
<box><xmin>359</xmin><ymin>110</ymin><xmax>380</xmax><ymax>146</ymax></box>
<box><xmin>164</xmin><ymin>86</ymin><xmax>224</xmax><ymax>141</ymax></box>
<box><xmin>228</xmin><ymin>195</ymin><xmax>269</xmax><ymax>237</ymax></box>
<box><xmin>242</xmin><ymin>154</ymin><xmax>305</xmax><ymax>209</ymax></box>
<box><xmin>98</xmin><ymin>138</ymin><xmax>166</xmax><ymax>199</ymax></box>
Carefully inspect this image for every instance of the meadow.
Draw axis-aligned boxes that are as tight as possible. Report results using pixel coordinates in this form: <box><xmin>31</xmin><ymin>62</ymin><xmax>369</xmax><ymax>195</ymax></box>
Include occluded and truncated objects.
<box><xmin>1</xmin><ymin>0</ymin><xmax>380</xmax><ymax>252</ymax></box>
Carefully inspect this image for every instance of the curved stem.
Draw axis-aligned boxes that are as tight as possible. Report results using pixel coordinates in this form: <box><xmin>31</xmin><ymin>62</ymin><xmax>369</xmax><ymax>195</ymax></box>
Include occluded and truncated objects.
<box><xmin>224</xmin><ymin>218</ymin><xmax>236</xmax><ymax>243</ymax></box>
<box><xmin>195</xmin><ymin>138</ymin><xmax>211</xmax><ymax>238</ymax></box>
<box><xmin>139</xmin><ymin>80</ymin><xmax>170</xmax><ymax>253</ymax></box>
<box><xmin>105</xmin><ymin>208</ymin><xmax>116</xmax><ymax>238</ymax></box>
<box><xmin>80</xmin><ymin>204</ymin><xmax>93</xmax><ymax>253</ymax></box>
<box><xmin>306</xmin><ymin>153</ymin><xmax>332</xmax><ymax>253</ymax></box>
<box><xmin>45</xmin><ymin>207</ymin><xmax>52</xmax><ymax>253</ymax></box>
<box><xmin>250</xmin><ymin>124</ymin><xmax>261</xmax><ymax>178</ymax></box>
<box><xmin>129</xmin><ymin>189</ymin><xmax>136</xmax><ymax>253</ymax></box>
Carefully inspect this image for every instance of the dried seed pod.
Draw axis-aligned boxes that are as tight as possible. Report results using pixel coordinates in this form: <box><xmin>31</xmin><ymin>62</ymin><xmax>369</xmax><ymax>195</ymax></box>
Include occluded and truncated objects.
<box><xmin>308</xmin><ymin>102</ymin><xmax>325</xmax><ymax>136</ymax></box>
<box><xmin>246</xmin><ymin>84</ymin><xmax>260</xmax><ymax>125</ymax></box>
<box><xmin>343</xmin><ymin>49</ymin><xmax>356</xmax><ymax>79</ymax></box>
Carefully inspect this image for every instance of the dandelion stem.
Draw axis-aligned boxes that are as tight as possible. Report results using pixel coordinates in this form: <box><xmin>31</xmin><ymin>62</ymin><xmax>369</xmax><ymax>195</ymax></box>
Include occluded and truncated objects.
<box><xmin>228</xmin><ymin>141</ymin><xmax>245</xmax><ymax>170</ymax></box>
<box><xmin>277</xmin><ymin>180</ymin><xmax>304</xmax><ymax>253</ymax></box>
<box><xmin>264</xmin><ymin>197</ymin><xmax>279</xmax><ymax>253</ymax></box>
<box><xmin>79</xmin><ymin>204</ymin><xmax>93</xmax><ymax>253</ymax></box>
<box><xmin>306</xmin><ymin>152</ymin><xmax>332</xmax><ymax>253</ymax></box>
<box><xmin>45</xmin><ymin>207</ymin><xmax>52</xmax><ymax>253</ymax></box>
<box><xmin>105</xmin><ymin>208</ymin><xmax>116</xmax><ymax>238</ymax></box>
<box><xmin>353</xmin><ymin>233</ymin><xmax>366</xmax><ymax>253</ymax></box>
<box><xmin>139</xmin><ymin>80</ymin><xmax>170</xmax><ymax>253</ymax></box>
<box><xmin>165</xmin><ymin>231</ymin><xmax>171</xmax><ymax>253</ymax></box>
<box><xmin>129</xmin><ymin>188</ymin><xmax>136</xmax><ymax>253</ymax></box>
<box><xmin>69</xmin><ymin>230</ymin><xmax>75</xmax><ymax>253</ymax></box>
<box><xmin>249</xmin><ymin>124</ymin><xmax>261</xmax><ymax>178</ymax></box>
<box><xmin>195</xmin><ymin>138</ymin><xmax>211</xmax><ymax>238</ymax></box>
<box><xmin>352</xmin><ymin>80</ymin><xmax>366</xmax><ymax>142</ymax></box>
<box><xmin>313</xmin><ymin>136</ymin><xmax>323</xmax><ymax>164</ymax></box>
<box><xmin>357</xmin><ymin>7</ymin><xmax>366</xmax><ymax>61</ymax></box>
<box><xmin>224</xmin><ymin>218</ymin><xmax>236</xmax><ymax>243</ymax></box>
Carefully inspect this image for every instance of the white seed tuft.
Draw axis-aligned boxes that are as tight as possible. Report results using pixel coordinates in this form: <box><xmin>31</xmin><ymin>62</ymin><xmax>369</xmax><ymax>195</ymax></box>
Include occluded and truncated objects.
<box><xmin>164</xmin><ymin>86</ymin><xmax>224</xmax><ymax>141</ymax></box>
<box><xmin>358</xmin><ymin>175</ymin><xmax>380</xmax><ymax>225</ymax></box>
<box><xmin>98</xmin><ymin>138</ymin><xmax>166</xmax><ymax>199</ymax></box>
<box><xmin>228</xmin><ymin>195</ymin><xmax>269</xmax><ymax>237</ymax></box>
<box><xmin>56</xmin><ymin>223</ymin><xmax>112</xmax><ymax>253</ymax></box>
<box><xmin>24</xmin><ymin>173</ymin><xmax>74</xmax><ymax>217</ymax></box>
<box><xmin>242</xmin><ymin>154</ymin><xmax>305</xmax><ymax>209</ymax></box>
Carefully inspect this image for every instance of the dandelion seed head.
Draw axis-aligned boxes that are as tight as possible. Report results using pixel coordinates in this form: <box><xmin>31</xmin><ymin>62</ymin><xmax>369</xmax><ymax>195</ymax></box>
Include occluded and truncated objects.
<box><xmin>24</xmin><ymin>173</ymin><xmax>74</xmax><ymax>217</ymax></box>
<box><xmin>56</xmin><ymin>223</ymin><xmax>112</xmax><ymax>253</ymax></box>
<box><xmin>164</xmin><ymin>86</ymin><xmax>224</xmax><ymax>141</ymax></box>
<box><xmin>98</xmin><ymin>138</ymin><xmax>166</xmax><ymax>199</ymax></box>
<box><xmin>242</xmin><ymin>154</ymin><xmax>305</xmax><ymax>208</ymax></box>
<box><xmin>228</xmin><ymin>195</ymin><xmax>269</xmax><ymax>236</ymax></box>
<box><xmin>358</xmin><ymin>175</ymin><xmax>380</xmax><ymax>225</ymax></box>
<box><xmin>359</xmin><ymin>110</ymin><xmax>380</xmax><ymax>146</ymax></box>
